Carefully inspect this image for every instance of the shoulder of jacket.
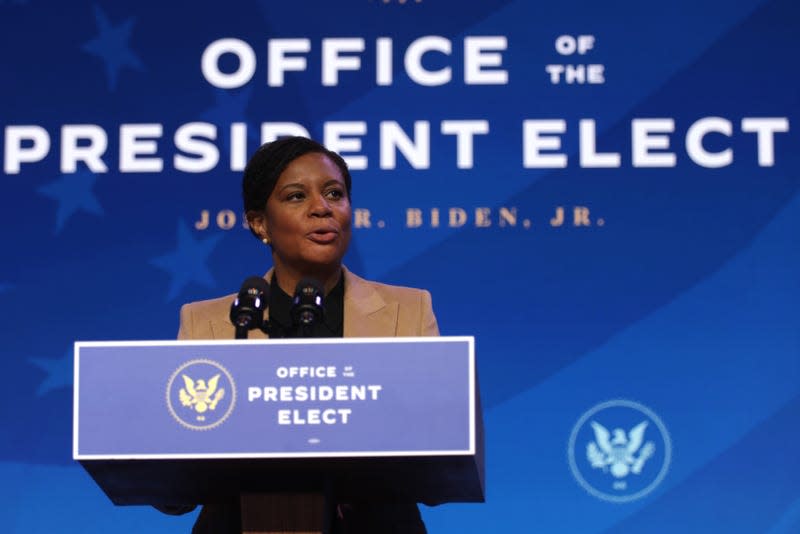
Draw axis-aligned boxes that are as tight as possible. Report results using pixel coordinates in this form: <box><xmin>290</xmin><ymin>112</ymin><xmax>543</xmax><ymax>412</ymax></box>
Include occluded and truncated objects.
<box><xmin>181</xmin><ymin>293</ymin><xmax>236</xmax><ymax>318</ymax></box>
<box><xmin>367</xmin><ymin>280</ymin><xmax>428</xmax><ymax>298</ymax></box>
<box><xmin>347</xmin><ymin>271</ymin><xmax>430</xmax><ymax>305</ymax></box>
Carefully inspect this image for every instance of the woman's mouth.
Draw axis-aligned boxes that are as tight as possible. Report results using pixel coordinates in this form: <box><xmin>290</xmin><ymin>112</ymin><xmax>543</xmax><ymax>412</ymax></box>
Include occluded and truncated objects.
<box><xmin>307</xmin><ymin>229</ymin><xmax>338</xmax><ymax>244</ymax></box>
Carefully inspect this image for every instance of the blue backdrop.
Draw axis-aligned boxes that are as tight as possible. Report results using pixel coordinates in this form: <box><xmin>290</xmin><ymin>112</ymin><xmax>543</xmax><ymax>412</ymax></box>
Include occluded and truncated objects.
<box><xmin>1</xmin><ymin>0</ymin><xmax>798</xmax><ymax>532</ymax></box>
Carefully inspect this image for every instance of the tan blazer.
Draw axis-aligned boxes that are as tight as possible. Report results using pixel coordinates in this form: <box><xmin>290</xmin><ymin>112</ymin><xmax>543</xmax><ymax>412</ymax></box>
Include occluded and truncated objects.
<box><xmin>178</xmin><ymin>267</ymin><xmax>439</xmax><ymax>340</ymax></box>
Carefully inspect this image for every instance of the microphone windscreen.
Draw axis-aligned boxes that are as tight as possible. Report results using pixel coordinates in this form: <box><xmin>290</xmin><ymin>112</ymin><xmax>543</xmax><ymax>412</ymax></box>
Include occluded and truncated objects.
<box><xmin>294</xmin><ymin>278</ymin><xmax>324</xmax><ymax>298</ymax></box>
<box><xmin>292</xmin><ymin>278</ymin><xmax>325</xmax><ymax>328</ymax></box>
<box><xmin>230</xmin><ymin>276</ymin><xmax>270</xmax><ymax>332</ymax></box>
<box><xmin>239</xmin><ymin>276</ymin><xmax>270</xmax><ymax>297</ymax></box>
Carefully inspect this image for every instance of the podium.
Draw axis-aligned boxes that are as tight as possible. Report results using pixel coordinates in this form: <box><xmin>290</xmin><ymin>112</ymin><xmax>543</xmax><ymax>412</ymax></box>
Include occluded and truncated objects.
<box><xmin>73</xmin><ymin>337</ymin><xmax>484</xmax><ymax>533</ymax></box>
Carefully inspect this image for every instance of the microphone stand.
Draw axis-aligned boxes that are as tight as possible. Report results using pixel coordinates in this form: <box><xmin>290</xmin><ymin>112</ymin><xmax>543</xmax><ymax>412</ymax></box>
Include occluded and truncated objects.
<box><xmin>234</xmin><ymin>318</ymin><xmax>272</xmax><ymax>339</ymax></box>
<box><xmin>234</xmin><ymin>319</ymin><xmax>251</xmax><ymax>340</ymax></box>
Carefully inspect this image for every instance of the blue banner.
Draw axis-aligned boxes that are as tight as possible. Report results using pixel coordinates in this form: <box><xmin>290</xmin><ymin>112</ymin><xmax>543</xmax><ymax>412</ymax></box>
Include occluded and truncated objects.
<box><xmin>1</xmin><ymin>0</ymin><xmax>798</xmax><ymax>532</ymax></box>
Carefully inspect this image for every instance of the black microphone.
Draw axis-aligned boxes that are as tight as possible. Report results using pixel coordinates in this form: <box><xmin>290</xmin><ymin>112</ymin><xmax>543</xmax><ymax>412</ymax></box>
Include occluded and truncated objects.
<box><xmin>230</xmin><ymin>276</ymin><xmax>270</xmax><ymax>339</ymax></box>
<box><xmin>291</xmin><ymin>278</ymin><xmax>325</xmax><ymax>335</ymax></box>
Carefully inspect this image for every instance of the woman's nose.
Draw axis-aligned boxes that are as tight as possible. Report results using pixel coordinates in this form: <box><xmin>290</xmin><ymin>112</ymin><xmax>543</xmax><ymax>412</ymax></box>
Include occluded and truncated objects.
<box><xmin>309</xmin><ymin>194</ymin><xmax>332</xmax><ymax>216</ymax></box>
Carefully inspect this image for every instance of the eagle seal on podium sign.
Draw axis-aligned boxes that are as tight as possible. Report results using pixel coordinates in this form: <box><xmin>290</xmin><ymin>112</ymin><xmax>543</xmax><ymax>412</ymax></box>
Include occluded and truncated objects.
<box><xmin>167</xmin><ymin>359</ymin><xmax>236</xmax><ymax>431</ymax></box>
<box><xmin>179</xmin><ymin>373</ymin><xmax>225</xmax><ymax>419</ymax></box>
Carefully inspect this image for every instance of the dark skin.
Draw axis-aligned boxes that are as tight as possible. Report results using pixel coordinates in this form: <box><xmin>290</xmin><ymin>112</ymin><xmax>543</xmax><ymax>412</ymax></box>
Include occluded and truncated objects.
<box><xmin>246</xmin><ymin>152</ymin><xmax>352</xmax><ymax>296</ymax></box>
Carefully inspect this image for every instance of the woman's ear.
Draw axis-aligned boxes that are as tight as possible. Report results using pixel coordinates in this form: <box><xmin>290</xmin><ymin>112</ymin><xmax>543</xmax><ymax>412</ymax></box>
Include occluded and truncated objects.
<box><xmin>245</xmin><ymin>211</ymin><xmax>268</xmax><ymax>240</ymax></box>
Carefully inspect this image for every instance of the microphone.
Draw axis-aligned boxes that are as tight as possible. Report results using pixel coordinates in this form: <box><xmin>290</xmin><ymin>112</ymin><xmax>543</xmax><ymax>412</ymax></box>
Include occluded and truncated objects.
<box><xmin>230</xmin><ymin>276</ymin><xmax>270</xmax><ymax>339</ymax></box>
<box><xmin>291</xmin><ymin>278</ymin><xmax>325</xmax><ymax>335</ymax></box>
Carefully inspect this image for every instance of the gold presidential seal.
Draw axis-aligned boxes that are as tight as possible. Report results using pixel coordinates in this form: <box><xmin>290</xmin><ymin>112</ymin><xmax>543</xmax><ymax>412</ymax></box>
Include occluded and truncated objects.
<box><xmin>166</xmin><ymin>359</ymin><xmax>236</xmax><ymax>431</ymax></box>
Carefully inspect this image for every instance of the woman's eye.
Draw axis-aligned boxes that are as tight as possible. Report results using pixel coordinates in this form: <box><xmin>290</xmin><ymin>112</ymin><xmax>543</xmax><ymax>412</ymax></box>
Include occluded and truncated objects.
<box><xmin>286</xmin><ymin>191</ymin><xmax>305</xmax><ymax>201</ymax></box>
<box><xmin>325</xmin><ymin>189</ymin><xmax>344</xmax><ymax>200</ymax></box>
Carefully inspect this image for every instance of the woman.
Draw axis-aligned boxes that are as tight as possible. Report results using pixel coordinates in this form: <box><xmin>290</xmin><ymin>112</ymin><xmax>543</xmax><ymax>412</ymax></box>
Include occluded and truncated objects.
<box><xmin>176</xmin><ymin>136</ymin><xmax>438</xmax><ymax>533</ymax></box>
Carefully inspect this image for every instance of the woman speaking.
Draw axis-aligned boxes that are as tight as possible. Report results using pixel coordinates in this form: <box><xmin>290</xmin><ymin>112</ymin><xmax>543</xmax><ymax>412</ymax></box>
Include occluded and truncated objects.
<box><xmin>177</xmin><ymin>136</ymin><xmax>438</xmax><ymax>533</ymax></box>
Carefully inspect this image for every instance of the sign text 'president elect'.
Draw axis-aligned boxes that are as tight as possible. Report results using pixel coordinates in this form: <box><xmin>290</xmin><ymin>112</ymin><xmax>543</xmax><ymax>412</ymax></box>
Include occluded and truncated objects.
<box><xmin>246</xmin><ymin>365</ymin><xmax>383</xmax><ymax>426</ymax></box>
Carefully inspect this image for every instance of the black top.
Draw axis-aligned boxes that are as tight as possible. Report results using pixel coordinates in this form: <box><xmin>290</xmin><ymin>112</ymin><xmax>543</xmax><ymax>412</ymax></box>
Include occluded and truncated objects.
<box><xmin>267</xmin><ymin>272</ymin><xmax>344</xmax><ymax>339</ymax></box>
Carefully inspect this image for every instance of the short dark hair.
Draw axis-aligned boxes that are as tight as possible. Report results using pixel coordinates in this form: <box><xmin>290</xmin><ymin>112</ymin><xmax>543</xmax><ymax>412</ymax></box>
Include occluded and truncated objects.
<box><xmin>242</xmin><ymin>136</ymin><xmax>352</xmax><ymax>236</ymax></box>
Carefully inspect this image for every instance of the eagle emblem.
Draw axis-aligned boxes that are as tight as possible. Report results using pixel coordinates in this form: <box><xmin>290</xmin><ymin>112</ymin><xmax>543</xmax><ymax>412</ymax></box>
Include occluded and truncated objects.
<box><xmin>586</xmin><ymin>420</ymin><xmax>655</xmax><ymax>479</ymax></box>
<box><xmin>568</xmin><ymin>400</ymin><xmax>672</xmax><ymax>502</ymax></box>
<box><xmin>178</xmin><ymin>373</ymin><xmax>225</xmax><ymax>421</ymax></box>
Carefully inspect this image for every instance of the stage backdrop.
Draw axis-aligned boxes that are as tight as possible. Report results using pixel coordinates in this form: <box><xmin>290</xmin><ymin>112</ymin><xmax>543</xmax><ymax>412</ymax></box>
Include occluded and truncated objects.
<box><xmin>1</xmin><ymin>0</ymin><xmax>798</xmax><ymax>532</ymax></box>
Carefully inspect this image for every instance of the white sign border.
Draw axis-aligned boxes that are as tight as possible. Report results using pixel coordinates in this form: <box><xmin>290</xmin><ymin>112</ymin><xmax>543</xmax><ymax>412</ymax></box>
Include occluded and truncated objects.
<box><xmin>73</xmin><ymin>336</ymin><xmax>477</xmax><ymax>461</ymax></box>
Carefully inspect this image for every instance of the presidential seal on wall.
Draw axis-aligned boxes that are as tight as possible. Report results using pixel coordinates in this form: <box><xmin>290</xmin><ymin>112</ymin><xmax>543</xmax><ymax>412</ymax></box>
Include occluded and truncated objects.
<box><xmin>166</xmin><ymin>359</ymin><xmax>236</xmax><ymax>430</ymax></box>
<box><xmin>568</xmin><ymin>399</ymin><xmax>672</xmax><ymax>503</ymax></box>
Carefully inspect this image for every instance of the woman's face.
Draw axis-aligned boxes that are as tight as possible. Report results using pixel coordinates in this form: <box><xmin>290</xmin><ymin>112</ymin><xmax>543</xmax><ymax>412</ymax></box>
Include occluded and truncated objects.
<box><xmin>256</xmin><ymin>152</ymin><xmax>352</xmax><ymax>277</ymax></box>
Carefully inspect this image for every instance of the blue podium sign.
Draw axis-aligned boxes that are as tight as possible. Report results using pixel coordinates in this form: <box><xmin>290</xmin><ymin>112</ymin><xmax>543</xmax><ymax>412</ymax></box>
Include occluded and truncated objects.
<box><xmin>73</xmin><ymin>337</ymin><xmax>476</xmax><ymax>460</ymax></box>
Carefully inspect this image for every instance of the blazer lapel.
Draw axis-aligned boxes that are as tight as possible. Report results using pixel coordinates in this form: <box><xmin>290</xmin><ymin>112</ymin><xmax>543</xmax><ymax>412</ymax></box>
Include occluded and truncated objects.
<box><xmin>343</xmin><ymin>268</ymin><xmax>398</xmax><ymax>337</ymax></box>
